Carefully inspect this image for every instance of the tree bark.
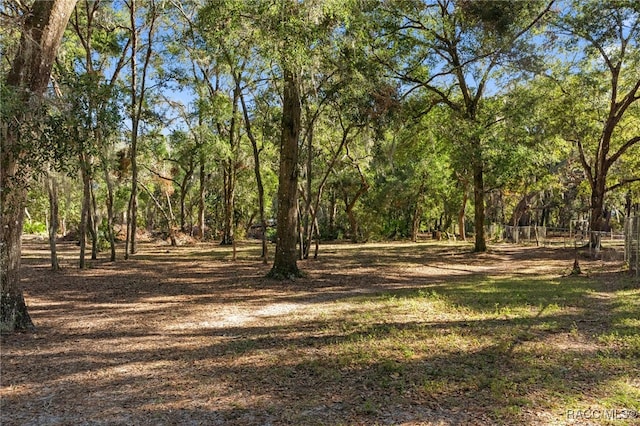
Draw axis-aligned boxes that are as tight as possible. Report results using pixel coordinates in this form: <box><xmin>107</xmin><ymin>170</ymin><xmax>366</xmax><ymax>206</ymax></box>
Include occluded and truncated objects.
<box><xmin>179</xmin><ymin>166</ymin><xmax>193</xmax><ymax>232</ymax></box>
<box><xmin>458</xmin><ymin>188</ymin><xmax>468</xmax><ymax>241</ymax></box>
<box><xmin>125</xmin><ymin>0</ymin><xmax>138</xmax><ymax>259</ymax></box>
<box><xmin>221</xmin><ymin>84</ymin><xmax>240</xmax><ymax>245</ymax></box>
<box><xmin>102</xmin><ymin>156</ymin><xmax>117</xmax><ymax>261</ymax></box>
<box><xmin>221</xmin><ymin>163</ymin><xmax>235</xmax><ymax>245</ymax></box>
<box><xmin>78</xmin><ymin>153</ymin><xmax>92</xmax><ymax>268</ymax></box>
<box><xmin>472</xmin><ymin>160</ymin><xmax>487</xmax><ymax>252</ymax></box>
<box><xmin>1</xmin><ymin>0</ymin><xmax>77</xmax><ymax>332</ymax></box>
<box><xmin>125</xmin><ymin>0</ymin><xmax>156</xmax><ymax>258</ymax></box>
<box><xmin>268</xmin><ymin>69</ymin><xmax>302</xmax><ymax>279</ymax></box>
<box><xmin>411</xmin><ymin>206</ymin><xmax>421</xmax><ymax>243</ymax></box>
<box><xmin>46</xmin><ymin>170</ymin><xmax>60</xmax><ymax>271</ymax></box>
<box><xmin>239</xmin><ymin>90</ymin><xmax>268</xmax><ymax>262</ymax></box>
<box><xmin>197</xmin><ymin>158</ymin><xmax>206</xmax><ymax>239</ymax></box>
<box><xmin>89</xmin><ymin>171</ymin><xmax>99</xmax><ymax>260</ymax></box>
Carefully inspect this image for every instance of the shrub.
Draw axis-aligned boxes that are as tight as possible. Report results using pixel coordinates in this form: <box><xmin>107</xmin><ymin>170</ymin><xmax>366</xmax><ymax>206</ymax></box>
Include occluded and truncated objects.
<box><xmin>23</xmin><ymin>221</ymin><xmax>47</xmax><ymax>235</ymax></box>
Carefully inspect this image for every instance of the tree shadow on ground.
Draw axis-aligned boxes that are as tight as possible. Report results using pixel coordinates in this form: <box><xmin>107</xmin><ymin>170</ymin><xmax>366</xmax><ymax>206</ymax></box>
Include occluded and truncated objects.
<box><xmin>2</xmin><ymin>241</ymin><xmax>638</xmax><ymax>425</ymax></box>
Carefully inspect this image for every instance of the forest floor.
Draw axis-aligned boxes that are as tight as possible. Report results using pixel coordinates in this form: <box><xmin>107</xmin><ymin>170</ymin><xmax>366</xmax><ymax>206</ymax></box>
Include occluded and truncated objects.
<box><xmin>1</xmin><ymin>237</ymin><xmax>639</xmax><ymax>425</ymax></box>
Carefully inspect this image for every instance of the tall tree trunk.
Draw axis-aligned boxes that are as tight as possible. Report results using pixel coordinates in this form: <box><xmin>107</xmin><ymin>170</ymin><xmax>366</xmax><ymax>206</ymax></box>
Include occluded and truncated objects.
<box><xmin>472</xmin><ymin>160</ymin><xmax>487</xmax><ymax>252</ymax></box>
<box><xmin>90</xmin><ymin>176</ymin><xmax>99</xmax><ymax>259</ymax></box>
<box><xmin>103</xmin><ymin>158</ymin><xmax>117</xmax><ymax>261</ymax></box>
<box><xmin>303</xmin><ymin>124</ymin><xmax>352</xmax><ymax>257</ymax></box>
<box><xmin>1</xmin><ymin>0</ymin><xmax>77</xmax><ymax>332</ymax></box>
<box><xmin>125</xmin><ymin>0</ymin><xmax>156</xmax><ymax>257</ymax></box>
<box><xmin>345</xmin><ymin>187</ymin><xmax>367</xmax><ymax>243</ymax></box>
<box><xmin>221</xmin><ymin>163</ymin><xmax>235</xmax><ymax>245</ymax></box>
<box><xmin>221</xmin><ymin>85</ymin><xmax>240</xmax><ymax>245</ymax></box>
<box><xmin>411</xmin><ymin>182</ymin><xmax>426</xmax><ymax>242</ymax></box>
<box><xmin>302</xmin><ymin>115</ymin><xmax>313</xmax><ymax>259</ymax></box>
<box><xmin>79</xmin><ymin>154</ymin><xmax>91</xmax><ymax>268</ymax></box>
<box><xmin>589</xmin><ymin>174</ymin><xmax>607</xmax><ymax>248</ymax></box>
<box><xmin>411</xmin><ymin>206</ymin><xmax>421</xmax><ymax>243</ymax></box>
<box><xmin>239</xmin><ymin>90</ymin><xmax>268</xmax><ymax>262</ymax></box>
<box><xmin>126</xmin><ymin>0</ymin><xmax>139</xmax><ymax>258</ymax></box>
<box><xmin>268</xmin><ymin>69</ymin><xmax>302</xmax><ymax>279</ymax></box>
<box><xmin>344</xmin><ymin>173</ymin><xmax>369</xmax><ymax>243</ymax></box>
<box><xmin>328</xmin><ymin>189</ymin><xmax>337</xmax><ymax>239</ymax></box>
<box><xmin>346</xmin><ymin>204</ymin><xmax>359</xmax><ymax>243</ymax></box>
<box><xmin>458</xmin><ymin>188</ymin><xmax>468</xmax><ymax>241</ymax></box>
<box><xmin>198</xmin><ymin>158</ymin><xmax>206</xmax><ymax>239</ymax></box>
<box><xmin>46</xmin><ymin>170</ymin><xmax>60</xmax><ymax>271</ymax></box>
<box><xmin>179</xmin><ymin>168</ymin><xmax>193</xmax><ymax>232</ymax></box>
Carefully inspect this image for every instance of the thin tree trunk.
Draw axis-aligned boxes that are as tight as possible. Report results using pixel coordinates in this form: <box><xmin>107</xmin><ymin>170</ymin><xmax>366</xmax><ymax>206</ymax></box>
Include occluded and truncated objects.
<box><xmin>239</xmin><ymin>90</ymin><xmax>268</xmax><ymax>263</ymax></box>
<box><xmin>139</xmin><ymin>183</ymin><xmax>177</xmax><ymax>246</ymax></box>
<box><xmin>222</xmin><ymin>85</ymin><xmax>240</xmax><ymax>245</ymax></box>
<box><xmin>179</xmin><ymin>168</ymin><xmax>193</xmax><ymax>232</ymax></box>
<box><xmin>103</xmin><ymin>159</ymin><xmax>117</xmax><ymax>261</ymax></box>
<box><xmin>328</xmin><ymin>189</ymin><xmax>337</xmax><ymax>239</ymax></box>
<box><xmin>411</xmin><ymin>182</ymin><xmax>426</xmax><ymax>242</ymax></box>
<box><xmin>346</xmin><ymin>204</ymin><xmax>359</xmax><ymax>243</ymax></box>
<box><xmin>472</xmin><ymin>160</ymin><xmax>487</xmax><ymax>252</ymax></box>
<box><xmin>221</xmin><ymin>163</ymin><xmax>235</xmax><ymax>245</ymax></box>
<box><xmin>46</xmin><ymin>170</ymin><xmax>60</xmax><ymax>271</ymax></box>
<box><xmin>345</xmin><ymin>181</ymin><xmax>368</xmax><ymax>243</ymax></box>
<box><xmin>198</xmin><ymin>159</ymin><xmax>206</xmax><ymax>239</ymax></box>
<box><xmin>125</xmin><ymin>0</ymin><xmax>156</xmax><ymax>257</ymax></box>
<box><xmin>458</xmin><ymin>188</ymin><xmax>468</xmax><ymax>241</ymax></box>
<box><xmin>125</xmin><ymin>0</ymin><xmax>138</xmax><ymax>259</ymax></box>
<box><xmin>90</xmin><ymin>177</ymin><xmax>99</xmax><ymax>259</ymax></box>
<box><xmin>303</xmin><ymin>117</ymin><xmax>313</xmax><ymax>259</ymax></box>
<box><xmin>79</xmin><ymin>154</ymin><xmax>91</xmax><ymax>269</ymax></box>
<box><xmin>411</xmin><ymin>206</ymin><xmax>421</xmax><ymax>243</ymax></box>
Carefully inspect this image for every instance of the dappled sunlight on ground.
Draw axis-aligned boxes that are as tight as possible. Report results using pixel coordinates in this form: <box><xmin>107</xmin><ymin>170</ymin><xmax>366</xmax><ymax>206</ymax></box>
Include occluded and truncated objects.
<box><xmin>2</xmin><ymin>239</ymin><xmax>638</xmax><ymax>425</ymax></box>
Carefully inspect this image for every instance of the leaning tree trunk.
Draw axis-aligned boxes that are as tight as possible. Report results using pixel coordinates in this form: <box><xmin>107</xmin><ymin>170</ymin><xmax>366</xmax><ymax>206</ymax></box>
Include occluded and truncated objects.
<box><xmin>345</xmin><ymin>182</ymin><xmax>369</xmax><ymax>243</ymax></box>
<box><xmin>1</xmin><ymin>0</ymin><xmax>78</xmax><ymax>332</ymax></box>
<box><xmin>240</xmin><ymin>90</ymin><xmax>268</xmax><ymax>262</ymax></box>
<box><xmin>268</xmin><ymin>69</ymin><xmax>302</xmax><ymax>279</ymax></box>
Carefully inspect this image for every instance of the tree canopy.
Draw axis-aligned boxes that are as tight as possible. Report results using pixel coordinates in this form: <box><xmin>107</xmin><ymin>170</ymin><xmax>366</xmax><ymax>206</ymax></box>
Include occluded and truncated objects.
<box><xmin>2</xmin><ymin>0</ymin><xmax>640</xmax><ymax>330</ymax></box>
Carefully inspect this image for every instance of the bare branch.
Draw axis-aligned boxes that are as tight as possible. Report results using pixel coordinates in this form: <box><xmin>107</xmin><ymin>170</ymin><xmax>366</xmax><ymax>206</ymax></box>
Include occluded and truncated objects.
<box><xmin>606</xmin><ymin>177</ymin><xmax>640</xmax><ymax>193</ymax></box>
<box><xmin>607</xmin><ymin>135</ymin><xmax>640</xmax><ymax>168</ymax></box>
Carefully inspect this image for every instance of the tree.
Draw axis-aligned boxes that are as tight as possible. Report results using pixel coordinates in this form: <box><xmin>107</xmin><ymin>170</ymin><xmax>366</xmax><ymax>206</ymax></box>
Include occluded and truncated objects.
<box><xmin>124</xmin><ymin>0</ymin><xmax>160</xmax><ymax>258</ymax></box>
<box><xmin>368</xmin><ymin>0</ymin><xmax>553</xmax><ymax>251</ymax></box>
<box><xmin>552</xmin><ymin>0</ymin><xmax>640</xmax><ymax>244</ymax></box>
<box><xmin>64</xmin><ymin>0</ymin><xmax>130</xmax><ymax>263</ymax></box>
<box><xmin>1</xmin><ymin>0</ymin><xmax>78</xmax><ymax>332</ymax></box>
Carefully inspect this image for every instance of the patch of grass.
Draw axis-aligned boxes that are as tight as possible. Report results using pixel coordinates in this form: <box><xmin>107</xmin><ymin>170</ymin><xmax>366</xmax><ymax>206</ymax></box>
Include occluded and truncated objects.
<box><xmin>291</xmin><ymin>272</ymin><xmax>639</xmax><ymax>424</ymax></box>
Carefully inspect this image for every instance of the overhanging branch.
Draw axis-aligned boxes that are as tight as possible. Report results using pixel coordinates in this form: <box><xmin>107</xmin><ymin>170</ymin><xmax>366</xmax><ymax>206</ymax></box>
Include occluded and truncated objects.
<box><xmin>606</xmin><ymin>177</ymin><xmax>640</xmax><ymax>193</ymax></box>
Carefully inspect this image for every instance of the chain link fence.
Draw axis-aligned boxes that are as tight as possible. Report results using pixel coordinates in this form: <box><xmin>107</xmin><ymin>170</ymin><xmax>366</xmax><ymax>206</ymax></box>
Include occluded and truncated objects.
<box><xmin>625</xmin><ymin>216</ymin><xmax>639</xmax><ymax>277</ymax></box>
<box><xmin>489</xmin><ymin>223</ymin><xmax>627</xmax><ymax>262</ymax></box>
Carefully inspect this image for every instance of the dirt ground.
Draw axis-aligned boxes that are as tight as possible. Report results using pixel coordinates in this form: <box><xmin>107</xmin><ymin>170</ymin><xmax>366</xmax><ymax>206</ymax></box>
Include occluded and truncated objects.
<box><xmin>1</xmin><ymin>237</ymin><xmax>636</xmax><ymax>425</ymax></box>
